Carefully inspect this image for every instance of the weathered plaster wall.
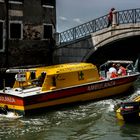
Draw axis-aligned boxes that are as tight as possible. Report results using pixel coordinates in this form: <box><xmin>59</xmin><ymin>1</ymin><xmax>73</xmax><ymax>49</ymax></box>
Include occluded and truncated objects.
<box><xmin>0</xmin><ymin>0</ymin><xmax>56</xmax><ymax>68</ymax></box>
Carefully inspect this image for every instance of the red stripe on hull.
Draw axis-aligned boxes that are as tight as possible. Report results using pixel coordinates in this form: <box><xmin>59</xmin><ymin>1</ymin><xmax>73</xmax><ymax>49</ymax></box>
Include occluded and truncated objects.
<box><xmin>0</xmin><ymin>94</ymin><xmax>23</xmax><ymax>105</ymax></box>
<box><xmin>24</xmin><ymin>75</ymin><xmax>138</xmax><ymax>105</ymax></box>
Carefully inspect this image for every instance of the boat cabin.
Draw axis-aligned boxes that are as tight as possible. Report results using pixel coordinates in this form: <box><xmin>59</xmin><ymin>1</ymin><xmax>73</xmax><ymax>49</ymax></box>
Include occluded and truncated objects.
<box><xmin>7</xmin><ymin>63</ymin><xmax>100</xmax><ymax>91</ymax></box>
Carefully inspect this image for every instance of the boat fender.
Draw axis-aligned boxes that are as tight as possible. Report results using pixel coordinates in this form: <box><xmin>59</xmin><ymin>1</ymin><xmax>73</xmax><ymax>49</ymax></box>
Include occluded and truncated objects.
<box><xmin>3</xmin><ymin>87</ymin><xmax>11</xmax><ymax>92</ymax></box>
<box><xmin>15</xmin><ymin>88</ymin><xmax>22</xmax><ymax>92</ymax></box>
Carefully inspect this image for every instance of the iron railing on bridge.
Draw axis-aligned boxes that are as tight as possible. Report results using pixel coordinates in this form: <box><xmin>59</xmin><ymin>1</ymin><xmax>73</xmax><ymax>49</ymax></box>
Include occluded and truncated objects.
<box><xmin>59</xmin><ymin>8</ymin><xmax>140</xmax><ymax>44</ymax></box>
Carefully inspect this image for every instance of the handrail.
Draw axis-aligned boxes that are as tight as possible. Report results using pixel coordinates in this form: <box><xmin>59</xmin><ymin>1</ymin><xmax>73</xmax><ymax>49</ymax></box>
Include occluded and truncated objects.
<box><xmin>59</xmin><ymin>8</ymin><xmax>140</xmax><ymax>44</ymax></box>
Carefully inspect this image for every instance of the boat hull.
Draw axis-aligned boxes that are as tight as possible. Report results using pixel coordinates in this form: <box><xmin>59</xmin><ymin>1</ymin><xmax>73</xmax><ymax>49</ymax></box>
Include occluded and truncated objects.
<box><xmin>116</xmin><ymin>101</ymin><xmax>140</xmax><ymax>122</ymax></box>
<box><xmin>0</xmin><ymin>74</ymin><xmax>139</xmax><ymax>116</ymax></box>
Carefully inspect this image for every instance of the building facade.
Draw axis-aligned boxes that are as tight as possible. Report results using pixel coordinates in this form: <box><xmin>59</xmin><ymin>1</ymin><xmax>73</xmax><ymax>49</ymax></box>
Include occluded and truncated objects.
<box><xmin>0</xmin><ymin>0</ymin><xmax>56</xmax><ymax>68</ymax></box>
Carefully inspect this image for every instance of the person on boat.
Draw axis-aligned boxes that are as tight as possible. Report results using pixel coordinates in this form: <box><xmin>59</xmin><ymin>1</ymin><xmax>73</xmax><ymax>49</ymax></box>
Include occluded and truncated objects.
<box><xmin>117</xmin><ymin>64</ymin><xmax>127</xmax><ymax>76</ymax></box>
<box><xmin>108</xmin><ymin>63</ymin><xmax>118</xmax><ymax>78</ymax></box>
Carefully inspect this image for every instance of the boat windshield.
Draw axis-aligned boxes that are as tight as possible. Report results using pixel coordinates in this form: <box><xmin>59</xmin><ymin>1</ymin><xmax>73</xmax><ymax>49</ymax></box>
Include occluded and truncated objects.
<box><xmin>99</xmin><ymin>60</ymin><xmax>135</xmax><ymax>79</ymax></box>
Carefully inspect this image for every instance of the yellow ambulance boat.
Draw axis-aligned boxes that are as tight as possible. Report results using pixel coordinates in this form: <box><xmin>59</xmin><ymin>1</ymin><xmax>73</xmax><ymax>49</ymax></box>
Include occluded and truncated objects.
<box><xmin>0</xmin><ymin>61</ymin><xmax>139</xmax><ymax>116</ymax></box>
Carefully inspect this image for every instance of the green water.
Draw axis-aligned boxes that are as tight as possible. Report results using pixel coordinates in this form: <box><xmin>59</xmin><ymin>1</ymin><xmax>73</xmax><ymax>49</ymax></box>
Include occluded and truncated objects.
<box><xmin>0</xmin><ymin>81</ymin><xmax>140</xmax><ymax>140</ymax></box>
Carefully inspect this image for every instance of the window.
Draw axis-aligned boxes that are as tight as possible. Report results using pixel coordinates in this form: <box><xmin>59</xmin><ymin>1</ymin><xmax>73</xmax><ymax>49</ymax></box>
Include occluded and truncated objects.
<box><xmin>30</xmin><ymin>72</ymin><xmax>36</xmax><ymax>80</ymax></box>
<box><xmin>52</xmin><ymin>76</ymin><xmax>56</xmax><ymax>86</ymax></box>
<box><xmin>10</xmin><ymin>21</ymin><xmax>22</xmax><ymax>39</ymax></box>
<box><xmin>43</xmin><ymin>24</ymin><xmax>53</xmax><ymax>39</ymax></box>
<box><xmin>41</xmin><ymin>0</ymin><xmax>55</xmax><ymax>8</ymax></box>
<box><xmin>0</xmin><ymin>21</ymin><xmax>3</xmax><ymax>50</ymax></box>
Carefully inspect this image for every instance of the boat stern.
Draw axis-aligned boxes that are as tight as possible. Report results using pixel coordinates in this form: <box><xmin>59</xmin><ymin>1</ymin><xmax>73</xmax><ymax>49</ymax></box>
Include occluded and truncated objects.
<box><xmin>0</xmin><ymin>89</ymin><xmax>26</xmax><ymax>116</ymax></box>
<box><xmin>116</xmin><ymin>101</ymin><xmax>140</xmax><ymax>122</ymax></box>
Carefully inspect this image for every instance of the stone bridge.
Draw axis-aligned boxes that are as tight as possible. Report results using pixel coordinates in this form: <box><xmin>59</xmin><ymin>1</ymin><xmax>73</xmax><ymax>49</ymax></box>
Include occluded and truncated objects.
<box><xmin>54</xmin><ymin>8</ymin><xmax>140</xmax><ymax>66</ymax></box>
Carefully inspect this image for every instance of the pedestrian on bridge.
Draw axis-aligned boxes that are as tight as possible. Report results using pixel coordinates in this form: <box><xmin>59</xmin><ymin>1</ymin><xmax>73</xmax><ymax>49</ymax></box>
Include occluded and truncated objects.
<box><xmin>107</xmin><ymin>8</ymin><xmax>115</xmax><ymax>27</ymax></box>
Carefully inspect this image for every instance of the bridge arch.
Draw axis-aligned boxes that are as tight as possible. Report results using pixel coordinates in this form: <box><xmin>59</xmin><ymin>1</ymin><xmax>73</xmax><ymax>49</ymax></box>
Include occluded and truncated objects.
<box><xmin>82</xmin><ymin>23</ymin><xmax>140</xmax><ymax>63</ymax></box>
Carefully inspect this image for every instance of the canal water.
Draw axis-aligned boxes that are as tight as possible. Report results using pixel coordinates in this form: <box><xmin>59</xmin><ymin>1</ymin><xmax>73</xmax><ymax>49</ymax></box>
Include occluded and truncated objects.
<box><xmin>0</xmin><ymin>80</ymin><xmax>140</xmax><ymax>140</ymax></box>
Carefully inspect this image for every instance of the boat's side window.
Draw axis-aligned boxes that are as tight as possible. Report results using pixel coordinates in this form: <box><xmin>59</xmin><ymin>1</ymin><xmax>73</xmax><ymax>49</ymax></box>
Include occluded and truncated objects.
<box><xmin>30</xmin><ymin>72</ymin><xmax>36</xmax><ymax>80</ymax></box>
<box><xmin>38</xmin><ymin>72</ymin><xmax>46</xmax><ymax>86</ymax></box>
<box><xmin>52</xmin><ymin>76</ymin><xmax>56</xmax><ymax>87</ymax></box>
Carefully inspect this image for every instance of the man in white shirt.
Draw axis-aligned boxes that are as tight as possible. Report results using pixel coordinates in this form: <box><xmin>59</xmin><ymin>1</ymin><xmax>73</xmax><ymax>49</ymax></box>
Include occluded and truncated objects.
<box><xmin>107</xmin><ymin>64</ymin><xmax>117</xmax><ymax>78</ymax></box>
<box><xmin>109</xmin><ymin>64</ymin><xmax>117</xmax><ymax>73</ymax></box>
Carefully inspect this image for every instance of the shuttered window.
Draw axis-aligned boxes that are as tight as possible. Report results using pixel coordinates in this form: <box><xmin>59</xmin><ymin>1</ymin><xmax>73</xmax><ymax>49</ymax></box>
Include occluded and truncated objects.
<box><xmin>43</xmin><ymin>24</ymin><xmax>53</xmax><ymax>39</ymax></box>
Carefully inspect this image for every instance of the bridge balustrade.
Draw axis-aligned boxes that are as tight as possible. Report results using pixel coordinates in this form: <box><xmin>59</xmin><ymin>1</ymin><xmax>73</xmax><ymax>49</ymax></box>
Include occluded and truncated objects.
<box><xmin>59</xmin><ymin>8</ymin><xmax>140</xmax><ymax>45</ymax></box>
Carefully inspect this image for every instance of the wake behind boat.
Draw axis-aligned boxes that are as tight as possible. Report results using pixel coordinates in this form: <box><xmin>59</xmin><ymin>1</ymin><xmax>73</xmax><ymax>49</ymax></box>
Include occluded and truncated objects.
<box><xmin>0</xmin><ymin>61</ymin><xmax>139</xmax><ymax>116</ymax></box>
<box><xmin>0</xmin><ymin>112</ymin><xmax>23</xmax><ymax>119</ymax></box>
